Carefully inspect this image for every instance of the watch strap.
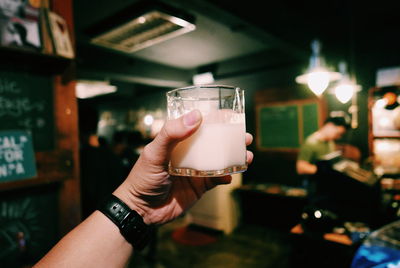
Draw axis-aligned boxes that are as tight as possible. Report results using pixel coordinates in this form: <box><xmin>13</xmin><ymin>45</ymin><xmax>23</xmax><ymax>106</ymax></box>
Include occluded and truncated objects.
<box><xmin>98</xmin><ymin>194</ymin><xmax>154</xmax><ymax>250</ymax></box>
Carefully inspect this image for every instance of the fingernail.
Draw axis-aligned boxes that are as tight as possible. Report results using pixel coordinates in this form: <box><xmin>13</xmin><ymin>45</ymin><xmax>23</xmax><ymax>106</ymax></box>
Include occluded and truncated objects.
<box><xmin>183</xmin><ymin>110</ymin><xmax>201</xmax><ymax>127</ymax></box>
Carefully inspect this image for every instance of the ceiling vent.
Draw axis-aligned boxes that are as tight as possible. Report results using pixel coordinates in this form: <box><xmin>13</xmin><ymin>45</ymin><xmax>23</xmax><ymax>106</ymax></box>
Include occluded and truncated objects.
<box><xmin>88</xmin><ymin>2</ymin><xmax>196</xmax><ymax>53</ymax></box>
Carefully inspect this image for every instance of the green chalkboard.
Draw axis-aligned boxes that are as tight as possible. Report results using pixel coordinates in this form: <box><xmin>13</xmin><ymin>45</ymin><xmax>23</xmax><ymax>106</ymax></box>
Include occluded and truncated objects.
<box><xmin>0</xmin><ymin>185</ymin><xmax>59</xmax><ymax>265</ymax></box>
<box><xmin>258</xmin><ymin>101</ymin><xmax>320</xmax><ymax>150</ymax></box>
<box><xmin>0</xmin><ymin>71</ymin><xmax>54</xmax><ymax>151</ymax></box>
<box><xmin>259</xmin><ymin>104</ymin><xmax>299</xmax><ymax>148</ymax></box>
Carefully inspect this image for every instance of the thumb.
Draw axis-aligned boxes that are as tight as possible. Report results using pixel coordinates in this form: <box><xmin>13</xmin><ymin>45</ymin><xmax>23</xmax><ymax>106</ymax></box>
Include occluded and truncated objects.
<box><xmin>146</xmin><ymin>110</ymin><xmax>202</xmax><ymax>166</ymax></box>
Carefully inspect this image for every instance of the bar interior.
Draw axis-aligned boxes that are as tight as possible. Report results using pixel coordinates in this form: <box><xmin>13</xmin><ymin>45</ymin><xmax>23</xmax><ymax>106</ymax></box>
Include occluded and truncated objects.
<box><xmin>0</xmin><ymin>0</ymin><xmax>399</xmax><ymax>267</ymax></box>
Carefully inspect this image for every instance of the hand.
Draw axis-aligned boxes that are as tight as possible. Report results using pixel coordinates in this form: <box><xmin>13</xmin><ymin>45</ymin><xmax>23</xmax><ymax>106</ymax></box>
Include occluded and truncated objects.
<box><xmin>113</xmin><ymin>110</ymin><xmax>253</xmax><ymax>225</ymax></box>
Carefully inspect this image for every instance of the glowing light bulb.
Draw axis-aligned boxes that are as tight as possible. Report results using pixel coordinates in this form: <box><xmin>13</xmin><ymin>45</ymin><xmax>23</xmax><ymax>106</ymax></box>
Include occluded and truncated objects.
<box><xmin>143</xmin><ymin>114</ymin><xmax>154</xmax><ymax>126</ymax></box>
<box><xmin>295</xmin><ymin>40</ymin><xmax>342</xmax><ymax>95</ymax></box>
<box><xmin>374</xmin><ymin>98</ymin><xmax>388</xmax><ymax>109</ymax></box>
<box><xmin>314</xmin><ymin>210</ymin><xmax>322</xmax><ymax>219</ymax></box>
<box><xmin>334</xmin><ymin>84</ymin><xmax>354</xmax><ymax>103</ymax></box>
<box><xmin>306</xmin><ymin>71</ymin><xmax>330</xmax><ymax>96</ymax></box>
<box><xmin>138</xmin><ymin>16</ymin><xmax>146</xmax><ymax>24</ymax></box>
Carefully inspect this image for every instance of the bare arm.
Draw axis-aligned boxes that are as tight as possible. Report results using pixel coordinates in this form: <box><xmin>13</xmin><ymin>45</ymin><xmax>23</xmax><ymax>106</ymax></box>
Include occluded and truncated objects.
<box><xmin>34</xmin><ymin>110</ymin><xmax>254</xmax><ymax>268</ymax></box>
<box><xmin>33</xmin><ymin>211</ymin><xmax>132</xmax><ymax>268</ymax></box>
<box><xmin>296</xmin><ymin>160</ymin><xmax>317</xmax><ymax>175</ymax></box>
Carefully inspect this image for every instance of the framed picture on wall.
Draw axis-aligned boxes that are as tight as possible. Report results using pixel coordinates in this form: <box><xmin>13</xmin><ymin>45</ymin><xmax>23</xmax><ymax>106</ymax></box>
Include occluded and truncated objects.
<box><xmin>47</xmin><ymin>10</ymin><xmax>74</xmax><ymax>58</ymax></box>
<box><xmin>0</xmin><ymin>0</ymin><xmax>42</xmax><ymax>51</ymax></box>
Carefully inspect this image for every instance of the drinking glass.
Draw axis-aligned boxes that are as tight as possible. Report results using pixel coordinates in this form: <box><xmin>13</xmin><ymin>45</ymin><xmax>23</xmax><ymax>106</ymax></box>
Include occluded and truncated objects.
<box><xmin>167</xmin><ymin>85</ymin><xmax>247</xmax><ymax>177</ymax></box>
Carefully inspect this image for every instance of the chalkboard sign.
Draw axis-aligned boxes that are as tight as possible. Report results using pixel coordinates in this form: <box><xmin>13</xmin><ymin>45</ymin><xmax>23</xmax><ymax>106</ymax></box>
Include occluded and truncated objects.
<box><xmin>257</xmin><ymin>101</ymin><xmax>320</xmax><ymax>150</ymax></box>
<box><xmin>258</xmin><ymin>104</ymin><xmax>299</xmax><ymax>149</ymax></box>
<box><xmin>0</xmin><ymin>186</ymin><xmax>59</xmax><ymax>265</ymax></box>
<box><xmin>0</xmin><ymin>71</ymin><xmax>54</xmax><ymax>151</ymax></box>
<box><xmin>0</xmin><ymin>130</ymin><xmax>37</xmax><ymax>183</ymax></box>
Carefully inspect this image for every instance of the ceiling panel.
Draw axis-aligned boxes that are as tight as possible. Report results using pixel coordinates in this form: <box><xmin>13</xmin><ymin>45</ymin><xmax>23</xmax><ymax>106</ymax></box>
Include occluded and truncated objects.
<box><xmin>130</xmin><ymin>12</ymin><xmax>269</xmax><ymax>69</ymax></box>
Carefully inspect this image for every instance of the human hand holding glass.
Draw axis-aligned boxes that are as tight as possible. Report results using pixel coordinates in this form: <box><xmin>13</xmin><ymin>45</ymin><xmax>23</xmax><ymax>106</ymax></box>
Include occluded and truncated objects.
<box><xmin>167</xmin><ymin>85</ymin><xmax>247</xmax><ymax>177</ymax></box>
<box><xmin>113</xmin><ymin>109</ymin><xmax>253</xmax><ymax>225</ymax></box>
<box><xmin>34</xmin><ymin>109</ymin><xmax>253</xmax><ymax>268</ymax></box>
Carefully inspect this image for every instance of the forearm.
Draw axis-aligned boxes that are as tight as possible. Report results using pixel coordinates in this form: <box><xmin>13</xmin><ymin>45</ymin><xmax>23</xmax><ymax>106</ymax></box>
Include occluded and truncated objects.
<box><xmin>33</xmin><ymin>211</ymin><xmax>133</xmax><ymax>268</ymax></box>
<box><xmin>296</xmin><ymin>160</ymin><xmax>317</xmax><ymax>175</ymax></box>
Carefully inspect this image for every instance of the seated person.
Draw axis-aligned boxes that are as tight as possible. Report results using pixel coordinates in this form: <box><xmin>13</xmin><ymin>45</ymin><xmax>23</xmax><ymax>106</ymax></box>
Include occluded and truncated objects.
<box><xmin>297</xmin><ymin>116</ymin><xmax>351</xmax><ymax>227</ymax></box>
<box><xmin>296</xmin><ymin>116</ymin><xmax>351</xmax><ymax>176</ymax></box>
<box><xmin>297</xmin><ymin>116</ymin><xmax>380</xmax><ymax>225</ymax></box>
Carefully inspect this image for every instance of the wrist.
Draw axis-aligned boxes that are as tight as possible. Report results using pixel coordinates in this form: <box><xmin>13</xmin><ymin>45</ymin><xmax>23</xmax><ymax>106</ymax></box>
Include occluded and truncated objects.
<box><xmin>98</xmin><ymin>194</ymin><xmax>155</xmax><ymax>250</ymax></box>
<box><xmin>113</xmin><ymin>184</ymin><xmax>150</xmax><ymax>224</ymax></box>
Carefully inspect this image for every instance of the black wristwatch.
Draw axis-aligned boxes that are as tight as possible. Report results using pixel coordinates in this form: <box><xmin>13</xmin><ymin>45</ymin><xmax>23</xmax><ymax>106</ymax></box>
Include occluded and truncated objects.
<box><xmin>98</xmin><ymin>194</ymin><xmax>154</xmax><ymax>250</ymax></box>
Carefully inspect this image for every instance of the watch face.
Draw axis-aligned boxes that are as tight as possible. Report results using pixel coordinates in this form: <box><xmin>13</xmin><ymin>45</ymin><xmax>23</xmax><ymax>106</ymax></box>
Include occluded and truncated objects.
<box><xmin>100</xmin><ymin>195</ymin><xmax>154</xmax><ymax>250</ymax></box>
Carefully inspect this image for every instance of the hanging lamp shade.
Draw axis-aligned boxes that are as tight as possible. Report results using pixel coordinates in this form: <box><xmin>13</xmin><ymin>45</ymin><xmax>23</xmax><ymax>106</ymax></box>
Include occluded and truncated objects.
<box><xmin>296</xmin><ymin>39</ymin><xmax>341</xmax><ymax>96</ymax></box>
<box><xmin>332</xmin><ymin>61</ymin><xmax>361</xmax><ymax>104</ymax></box>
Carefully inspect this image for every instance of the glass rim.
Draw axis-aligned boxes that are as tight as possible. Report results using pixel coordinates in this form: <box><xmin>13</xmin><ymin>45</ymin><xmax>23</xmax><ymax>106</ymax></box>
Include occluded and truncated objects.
<box><xmin>166</xmin><ymin>84</ymin><xmax>241</xmax><ymax>96</ymax></box>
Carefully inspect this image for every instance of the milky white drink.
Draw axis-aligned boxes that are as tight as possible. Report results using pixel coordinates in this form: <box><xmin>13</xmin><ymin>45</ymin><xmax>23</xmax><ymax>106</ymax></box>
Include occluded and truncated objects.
<box><xmin>170</xmin><ymin>109</ymin><xmax>247</xmax><ymax>176</ymax></box>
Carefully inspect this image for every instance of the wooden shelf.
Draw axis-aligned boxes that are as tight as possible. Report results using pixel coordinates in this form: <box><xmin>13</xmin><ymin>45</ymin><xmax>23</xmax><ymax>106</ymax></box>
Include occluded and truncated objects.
<box><xmin>0</xmin><ymin>151</ymin><xmax>74</xmax><ymax>192</ymax></box>
<box><xmin>0</xmin><ymin>46</ymin><xmax>72</xmax><ymax>75</ymax></box>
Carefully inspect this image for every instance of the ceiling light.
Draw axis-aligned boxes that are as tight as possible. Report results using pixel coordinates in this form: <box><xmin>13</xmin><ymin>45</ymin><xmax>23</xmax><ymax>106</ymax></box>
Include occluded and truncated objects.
<box><xmin>89</xmin><ymin>6</ymin><xmax>196</xmax><ymax>53</ymax></box>
<box><xmin>335</xmin><ymin>84</ymin><xmax>354</xmax><ymax>104</ymax></box>
<box><xmin>296</xmin><ymin>39</ymin><xmax>341</xmax><ymax>96</ymax></box>
<box><xmin>192</xmin><ymin>72</ymin><xmax>214</xmax><ymax>85</ymax></box>
<box><xmin>76</xmin><ymin>80</ymin><xmax>117</xmax><ymax>99</ymax></box>
<box><xmin>332</xmin><ymin>62</ymin><xmax>361</xmax><ymax>104</ymax></box>
<box><xmin>327</xmin><ymin>62</ymin><xmax>362</xmax><ymax>128</ymax></box>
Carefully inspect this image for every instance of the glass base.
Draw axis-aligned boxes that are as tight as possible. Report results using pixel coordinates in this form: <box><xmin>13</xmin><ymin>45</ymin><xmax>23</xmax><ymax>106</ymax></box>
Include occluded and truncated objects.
<box><xmin>168</xmin><ymin>164</ymin><xmax>247</xmax><ymax>177</ymax></box>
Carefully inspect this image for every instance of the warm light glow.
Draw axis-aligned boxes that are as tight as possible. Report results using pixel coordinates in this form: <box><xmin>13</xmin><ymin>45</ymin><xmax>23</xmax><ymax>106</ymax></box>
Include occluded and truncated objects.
<box><xmin>332</xmin><ymin>61</ymin><xmax>360</xmax><ymax>104</ymax></box>
<box><xmin>334</xmin><ymin>84</ymin><xmax>354</xmax><ymax>103</ymax></box>
<box><xmin>193</xmin><ymin>72</ymin><xmax>214</xmax><ymax>85</ymax></box>
<box><xmin>306</xmin><ymin>71</ymin><xmax>330</xmax><ymax>96</ymax></box>
<box><xmin>375</xmin><ymin>140</ymin><xmax>395</xmax><ymax>152</ymax></box>
<box><xmin>379</xmin><ymin>117</ymin><xmax>392</xmax><ymax>128</ymax></box>
<box><xmin>295</xmin><ymin>39</ymin><xmax>341</xmax><ymax>96</ymax></box>
<box><xmin>75</xmin><ymin>80</ymin><xmax>117</xmax><ymax>99</ymax></box>
<box><xmin>296</xmin><ymin>69</ymin><xmax>341</xmax><ymax>96</ymax></box>
<box><xmin>374</xmin><ymin>98</ymin><xmax>388</xmax><ymax>109</ymax></box>
<box><xmin>143</xmin><ymin>114</ymin><xmax>154</xmax><ymax>126</ymax></box>
<box><xmin>314</xmin><ymin>210</ymin><xmax>322</xmax><ymax>219</ymax></box>
<box><xmin>383</xmin><ymin>92</ymin><xmax>398</xmax><ymax>106</ymax></box>
<box><xmin>138</xmin><ymin>16</ymin><xmax>146</xmax><ymax>24</ymax></box>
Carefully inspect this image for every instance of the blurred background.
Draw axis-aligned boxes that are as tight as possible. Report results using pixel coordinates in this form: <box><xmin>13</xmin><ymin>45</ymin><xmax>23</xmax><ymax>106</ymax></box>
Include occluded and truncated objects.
<box><xmin>0</xmin><ymin>0</ymin><xmax>399</xmax><ymax>267</ymax></box>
